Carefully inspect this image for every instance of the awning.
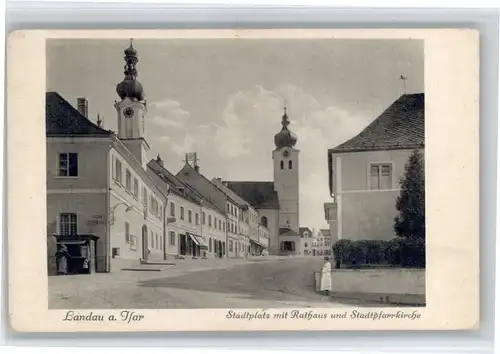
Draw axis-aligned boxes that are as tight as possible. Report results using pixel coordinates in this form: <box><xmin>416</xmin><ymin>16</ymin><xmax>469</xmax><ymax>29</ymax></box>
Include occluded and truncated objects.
<box><xmin>250</xmin><ymin>239</ymin><xmax>267</xmax><ymax>249</ymax></box>
<box><xmin>187</xmin><ymin>233</ymin><xmax>200</xmax><ymax>246</ymax></box>
<box><xmin>57</xmin><ymin>240</ymin><xmax>86</xmax><ymax>245</ymax></box>
<box><xmin>187</xmin><ymin>232</ymin><xmax>208</xmax><ymax>250</ymax></box>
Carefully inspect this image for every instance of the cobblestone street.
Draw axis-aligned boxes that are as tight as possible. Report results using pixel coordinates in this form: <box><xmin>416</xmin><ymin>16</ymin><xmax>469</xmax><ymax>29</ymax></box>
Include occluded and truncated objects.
<box><xmin>49</xmin><ymin>256</ymin><xmax>350</xmax><ymax>309</ymax></box>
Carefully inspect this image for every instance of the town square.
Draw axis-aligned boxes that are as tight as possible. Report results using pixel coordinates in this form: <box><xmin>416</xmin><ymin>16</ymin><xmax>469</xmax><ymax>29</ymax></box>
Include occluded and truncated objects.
<box><xmin>46</xmin><ymin>38</ymin><xmax>425</xmax><ymax>308</ymax></box>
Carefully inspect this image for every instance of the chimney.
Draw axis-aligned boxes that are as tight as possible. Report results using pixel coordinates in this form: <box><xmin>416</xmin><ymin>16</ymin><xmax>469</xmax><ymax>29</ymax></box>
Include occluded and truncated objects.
<box><xmin>77</xmin><ymin>97</ymin><xmax>88</xmax><ymax>118</ymax></box>
<box><xmin>194</xmin><ymin>165</ymin><xmax>200</xmax><ymax>173</ymax></box>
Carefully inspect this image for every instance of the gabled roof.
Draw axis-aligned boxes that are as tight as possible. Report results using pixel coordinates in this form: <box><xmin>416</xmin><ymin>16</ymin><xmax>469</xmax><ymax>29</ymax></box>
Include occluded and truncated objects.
<box><xmin>279</xmin><ymin>227</ymin><xmax>300</xmax><ymax>236</ymax></box>
<box><xmin>176</xmin><ymin>164</ymin><xmax>227</xmax><ymax>214</ymax></box>
<box><xmin>299</xmin><ymin>227</ymin><xmax>313</xmax><ymax>237</ymax></box>
<box><xmin>46</xmin><ymin>92</ymin><xmax>112</xmax><ymax>136</ymax></box>
<box><xmin>212</xmin><ymin>178</ymin><xmax>251</xmax><ymax>209</ymax></box>
<box><xmin>222</xmin><ymin>181</ymin><xmax>280</xmax><ymax>210</ymax></box>
<box><xmin>147</xmin><ymin>159</ymin><xmax>202</xmax><ymax>206</ymax></box>
<box><xmin>328</xmin><ymin>93</ymin><xmax>425</xmax><ymax>195</ymax></box>
<box><xmin>329</xmin><ymin>93</ymin><xmax>424</xmax><ymax>154</ymax></box>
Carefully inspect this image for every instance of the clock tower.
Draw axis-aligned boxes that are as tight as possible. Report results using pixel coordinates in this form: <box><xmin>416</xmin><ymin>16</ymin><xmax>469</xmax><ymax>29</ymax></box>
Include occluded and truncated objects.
<box><xmin>272</xmin><ymin>107</ymin><xmax>300</xmax><ymax>232</ymax></box>
<box><xmin>115</xmin><ymin>40</ymin><xmax>149</xmax><ymax>168</ymax></box>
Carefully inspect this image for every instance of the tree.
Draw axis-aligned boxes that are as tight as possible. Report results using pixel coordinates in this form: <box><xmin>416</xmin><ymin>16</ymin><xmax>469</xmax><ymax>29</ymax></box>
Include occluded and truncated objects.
<box><xmin>394</xmin><ymin>149</ymin><xmax>425</xmax><ymax>240</ymax></box>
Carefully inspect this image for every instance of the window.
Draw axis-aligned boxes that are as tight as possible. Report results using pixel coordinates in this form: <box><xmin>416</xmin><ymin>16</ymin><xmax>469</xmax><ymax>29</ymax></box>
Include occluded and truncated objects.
<box><xmin>169</xmin><ymin>231</ymin><xmax>176</xmax><ymax>246</ymax></box>
<box><xmin>195</xmin><ymin>213</ymin><xmax>199</xmax><ymax>225</ymax></box>
<box><xmin>218</xmin><ymin>219</ymin><xmax>222</xmax><ymax>230</ymax></box>
<box><xmin>125</xmin><ymin>169</ymin><xmax>132</xmax><ymax>190</ymax></box>
<box><xmin>305</xmin><ymin>242</ymin><xmax>308</xmax><ymax>248</ymax></box>
<box><xmin>188</xmin><ymin>210</ymin><xmax>193</xmax><ymax>223</ymax></box>
<box><xmin>142</xmin><ymin>187</ymin><xmax>147</xmax><ymax>206</ymax></box>
<box><xmin>227</xmin><ymin>204</ymin><xmax>230</xmax><ymax>212</ymax></box>
<box><xmin>180</xmin><ymin>206</ymin><xmax>185</xmax><ymax>220</ymax></box>
<box><xmin>58</xmin><ymin>153</ymin><xmax>78</xmax><ymax>177</ymax></box>
<box><xmin>209</xmin><ymin>215</ymin><xmax>212</xmax><ymax>227</ymax></box>
<box><xmin>155</xmin><ymin>233</ymin><xmax>159</xmax><ymax>250</ymax></box>
<box><xmin>170</xmin><ymin>202</ymin><xmax>175</xmax><ymax>217</ymax></box>
<box><xmin>369</xmin><ymin>163</ymin><xmax>392</xmax><ymax>190</ymax></box>
<box><xmin>280</xmin><ymin>160</ymin><xmax>284</xmax><ymax>170</ymax></box>
<box><xmin>209</xmin><ymin>238</ymin><xmax>212</xmax><ymax>252</ymax></box>
<box><xmin>214</xmin><ymin>217</ymin><xmax>217</xmax><ymax>228</ymax></box>
<box><xmin>223</xmin><ymin>222</ymin><xmax>225</xmax><ymax>232</ymax></box>
<box><xmin>125</xmin><ymin>222</ymin><xmax>130</xmax><ymax>243</ymax></box>
<box><xmin>151</xmin><ymin>231</ymin><xmax>155</xmax><ymax>249</ymax></box>
<box><xmin>289</xmin><ymin>160</ymin><xmax>293</xmax><ymax>169</ymax></box>
<box><xmin>115</xmin><ymin>159</ymin><xmax>122</xmax><ymax>184</ymax></box>
<box><xmin>133</xmin><ymin>178</ymin><xmax>139</xmax><ymax>198</ymax></box>
<box><xmin>202</xmin><ymin>212</ymin><xmax>206</xmax><ymax>224</ymax></box>
<box><xmin>59</xmin><ymin>213</ymin><xmax>77</xmax><ymax>235</ymax></box>
<box><xmin>229</xmin><ymin>240</ymin><xmax>233</xmax><ymax>252</ymax></box>
<box><xmin>260</xmin><ymin>216</ymin><xmax>268</xmax><ymax>228</ymax></box>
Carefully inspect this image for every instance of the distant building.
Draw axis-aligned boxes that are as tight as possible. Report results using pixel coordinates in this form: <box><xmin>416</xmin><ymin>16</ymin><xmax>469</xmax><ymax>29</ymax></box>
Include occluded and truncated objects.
<box><xmin>148</xmin><ymin>156</ymin><xmax>227</xmax><ymax>259</ymax></box>
<box><xmin>225</xmin><ymin>108</ymin><xmax>301</xmax><ymax>255</ymax></box>
<box><xmin>319</xmin><ymin>229</ymin><xmax>332</xmax><ymax>255</ymax></box>
<box><xmin>298</xmin><ymin>227</ymin><xmax>313</xmax><ymax>256</ymax></box>
<box><xmin>326</xmin><ymin>93</ymin><xmax>425</xmax><ymax>241</ymax></box>
<box><xmin>212</xmin><ymin>178</ymin><xmax>268</xmax><ymax>256</ymax></box>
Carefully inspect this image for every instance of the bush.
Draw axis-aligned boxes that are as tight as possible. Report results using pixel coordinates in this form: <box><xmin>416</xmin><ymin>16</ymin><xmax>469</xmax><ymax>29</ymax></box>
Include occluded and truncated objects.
<box><xmin>331</xmin><ymin>237</ymin><xmax>425</xmax><ymax>268</ymax></box>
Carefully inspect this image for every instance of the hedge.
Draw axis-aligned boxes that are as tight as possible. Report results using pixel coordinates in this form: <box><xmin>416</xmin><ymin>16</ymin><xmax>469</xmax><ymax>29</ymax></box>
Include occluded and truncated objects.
<box><xmin>331</xmin><ymin>237</ymin><xmax>425</xmax><ymax>268</ymax></box>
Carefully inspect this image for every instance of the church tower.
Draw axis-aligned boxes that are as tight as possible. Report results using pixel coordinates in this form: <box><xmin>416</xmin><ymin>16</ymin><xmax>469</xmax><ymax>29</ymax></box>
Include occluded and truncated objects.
<box><xmin>115</xmin><ymin>39</ymin><xmax>149</xmax><ymax>169</ymax></box>
<box><xmin>272</xmin><ymin>107</ymin><xmax>300</xmax><ymax>232</ymax></box>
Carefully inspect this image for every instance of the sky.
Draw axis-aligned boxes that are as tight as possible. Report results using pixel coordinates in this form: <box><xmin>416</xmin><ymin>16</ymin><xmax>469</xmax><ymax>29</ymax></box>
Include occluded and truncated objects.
<box><xmin>47</xmin><ymin>38</ymin><xmax>424</xmax><ymax>230</ymax></box>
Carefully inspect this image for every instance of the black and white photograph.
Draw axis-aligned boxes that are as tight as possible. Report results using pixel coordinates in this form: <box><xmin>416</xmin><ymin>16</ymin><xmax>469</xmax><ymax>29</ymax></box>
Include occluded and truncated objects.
<box><xmin>45</xmin><ymin>36</ymin><xmax>425</xmax><ymax>309</ymax></box>
<box><xmin>7</xmin><ymin>29</ymin><xmax>479</xmax><ymax>332</ymax></box>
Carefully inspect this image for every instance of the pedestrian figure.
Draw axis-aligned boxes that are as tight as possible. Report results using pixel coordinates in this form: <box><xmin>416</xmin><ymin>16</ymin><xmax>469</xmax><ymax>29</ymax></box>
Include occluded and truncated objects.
<box><xmin>320</xmin><ymin>256</ymin><xmax>332</xmax><ymax>295</ymax></box>
<box><xmin>55</xmin><ymin>245</ymin><xmax>71</xmax><ymax>275</ymax></box>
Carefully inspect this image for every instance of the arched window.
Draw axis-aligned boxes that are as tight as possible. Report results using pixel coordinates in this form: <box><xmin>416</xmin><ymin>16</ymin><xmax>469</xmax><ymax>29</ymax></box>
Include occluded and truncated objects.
<box><xmin>289</xmin><ymin>160</ymin><xmax>293</xmax><ymax>169</ymax></box>
<box><xmin>280</xmin><ymin>161</ymin><xmax>284</xmax><ymax>170</ymax></box>
<box><xmin>260</xmin><ymin>216</ymin><xmax>268</xmax><ymax>228</ymax></box>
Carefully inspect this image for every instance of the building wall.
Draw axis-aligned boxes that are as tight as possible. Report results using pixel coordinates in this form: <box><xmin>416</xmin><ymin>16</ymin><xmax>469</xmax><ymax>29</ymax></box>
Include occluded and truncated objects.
<box><xmin>200</xmin><ymin>205</ymin><xmax>227</xmax><ymax>258</ymax></box>
<box><xmin>109</xmin><ymin>148</ymin><xmax>165</xmax><ymax>270</ymax></box>
<box><xmin>340</xmin><ymin>191</ymin><xmax>400</xmax><ymax>241</ymax></box>
<box><xmin>226</xmin><ymin>201</ymin><xmax>240</xmax><ymax>257</ymax></box>
<box><xmin>166</xmin><ymin>193</ymin><xmax>200</xmax><ymax>257</ymax></box>
<box><xmin>331</xmin><ymin>149</ymin><xmax>419</xmax><ymax>241</ymax></box>
<box><xmin>47</xmin><ymin>193</ymin><xmax>108</xmax><ymax>271</ymax></box>
<box><xmin>46</xmin><ymin>137</ymin><xmax>111</xmax><ymax>272</ymax></box>
<box><xmin>272</xmin><ymin>147</ymin><xmax>300</xmax><ymax>232</ymax></box>
<box><xmin>258</xmin><ymin>208</ymin><xmax>280</xmax><ymax>254</ymax></box>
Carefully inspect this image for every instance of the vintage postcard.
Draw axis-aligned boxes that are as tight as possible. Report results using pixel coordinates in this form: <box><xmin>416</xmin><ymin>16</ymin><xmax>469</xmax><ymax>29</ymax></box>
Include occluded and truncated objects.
<box><xmin>7</xmin><ymin>29</ymin><xmax>479</xmax><ymax>332</ymax></box>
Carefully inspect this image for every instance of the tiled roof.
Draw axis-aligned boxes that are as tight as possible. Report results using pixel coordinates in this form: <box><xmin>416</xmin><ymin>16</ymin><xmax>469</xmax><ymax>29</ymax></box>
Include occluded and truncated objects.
<box><xmin>328</xmin><ymin>93</ymin><xmax>425</xmax><ymax>196</ymax></box>
<box><xmin>279</xmin><ymin>228</ymin><xmax>300</xmax><ymax>236</ymax></box>
<box><xmin>329</xmin><ymin>93</ymin><xmax>425</xmax><ymax>153</ymax></box>
<box><xmin>46</xmin><ymin>92</ymin><xmax>112</xmax><ymax>136</ymax></box>
<box><xmin>147</xmin><ymin>159</ymin><xmax>203</xmax><ymax>206</ymax></box>
<box><xmin>212</xmin><ymin>178</ymin><xmax>250</xmax><ymax>208</ymax></box>
<box><xmin>223</xmin><ymin>181</ymin><xmax>280</xmax><ymax>210</ymax></box>
<box><xmin>176</xmin><ymin>164</ymin><xmax>227</xmax><ymax>214</ymax></box>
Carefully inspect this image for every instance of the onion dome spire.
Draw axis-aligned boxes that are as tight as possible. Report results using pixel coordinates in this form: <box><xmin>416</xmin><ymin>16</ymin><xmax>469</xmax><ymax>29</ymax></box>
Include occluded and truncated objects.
<box><xmin>116</xmin><ymin>39</ymin><xmax>145</xmax><ymax>101</ymax></box>
<box><xmin>274</xmin><ymin>106</ymin><xmax>298</xmax><ymax>149</ymax></box>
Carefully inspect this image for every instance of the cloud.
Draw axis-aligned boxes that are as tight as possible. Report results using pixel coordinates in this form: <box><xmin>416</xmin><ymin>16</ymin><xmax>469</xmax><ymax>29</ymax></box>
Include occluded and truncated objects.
<box><xmin>148</xmin><ymin>99</ymin><xmax>190</xmax><ymax>129</ymax></box>
<box><xmin>209</xmin><ymin>84</ymin><xmax>372</xmax><ymax>229</ymax></box>
<box><xmin>147</xmin><ymin>84</ymin><xmax>373</xmax><ymax>229</ymax></box>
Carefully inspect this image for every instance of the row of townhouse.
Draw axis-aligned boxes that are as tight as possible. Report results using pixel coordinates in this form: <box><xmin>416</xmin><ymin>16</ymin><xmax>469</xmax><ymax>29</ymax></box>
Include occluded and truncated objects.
<box><xmin>46</xmin><ymin>42</ymin><xmax>270</xmax><ymax>275</ymax></box>
<box><xmin>46</xmin><ymin>92</ymin><xmax>271</xmax><ymax>274</ymax></box>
